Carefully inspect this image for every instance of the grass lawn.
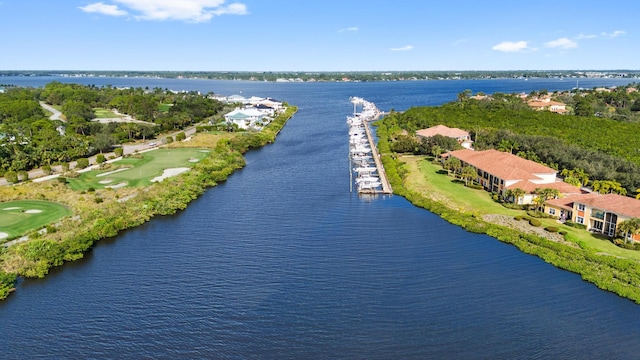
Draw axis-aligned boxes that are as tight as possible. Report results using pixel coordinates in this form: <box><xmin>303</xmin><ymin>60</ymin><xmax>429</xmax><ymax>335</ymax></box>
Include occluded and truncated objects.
<box><xmin>401</xmin><ymin>154</ymin><xmax>640</xmax><ymax>261</ymax></box>
<box><xmin>66</xmin><ymin>148</ymin><xmax>211</xmax><ymax>191</ymax></box>
<box><xmin>93</xmin><ymin>108</ymin><xmax>120</xmax><ymax>118</ymax></box>
<box><xmin>0</xmin><ymin>200</ymin><xmax>72</xmax><ymax>241</ymax></box>
<box><xmin>158</xmin><ymin>103</ymin><xmax>173</xmax><ymax>113</ymax></box>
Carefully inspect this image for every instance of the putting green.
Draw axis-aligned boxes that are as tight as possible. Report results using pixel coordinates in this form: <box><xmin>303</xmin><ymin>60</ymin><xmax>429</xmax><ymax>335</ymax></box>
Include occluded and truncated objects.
<box><xmin>66</xmin><ymin>148</ymin><xmax>210</xmax><ymax>191</ymax></box>
<box><xmin>0</xmin><ymin>200</ymin><xmax>72</xmax><ymax>241</ymax></box>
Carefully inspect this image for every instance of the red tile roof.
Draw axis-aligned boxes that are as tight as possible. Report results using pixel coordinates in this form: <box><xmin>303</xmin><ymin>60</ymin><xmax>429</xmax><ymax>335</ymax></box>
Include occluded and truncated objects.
<box><xmin>545</xmin><ymin>193</ymin><xmax>600</xmax><ymax>211</ymax></box>
<box><xmin>506</xmin><ymin>180</ymin><xmax>583</xmax><ymax>194</ymax></box>
<box><xmin>416</xmin><ymin>125</ymin><xmax>469</xmax><ymax>139</ymax></box>
<box><xmin>448</xmin><ymin>149</ymin><xmax>556</xmax><ymax>181</ymax></box>
<box><xmin>579</xmin><ymin>193</ymin><xmax>640</xmax><ymax>219</ymax></box>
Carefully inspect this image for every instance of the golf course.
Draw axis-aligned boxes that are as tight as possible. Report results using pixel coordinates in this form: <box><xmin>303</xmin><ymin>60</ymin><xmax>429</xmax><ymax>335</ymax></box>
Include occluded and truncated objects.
<box><xmin>0</xmin><ymin>200</ymin><xmax>72</xmax><ymax>241</ymax></box>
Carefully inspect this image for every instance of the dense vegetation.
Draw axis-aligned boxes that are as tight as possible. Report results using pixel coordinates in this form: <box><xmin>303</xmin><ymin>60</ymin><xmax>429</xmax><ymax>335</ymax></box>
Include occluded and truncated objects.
<box><xmin>382</xmin><ymin>92</ymin><xmax>640</xmax><ymax>193</ymax></box>
<box><xmin>0</xmin><ymin>105</ymin><xmax>297</xmax><ymax>300</ymax></box>
<box><xmin>0</xmin><ymin>82</ymin><xmax>228</xmax><ymax>173</ymax></box>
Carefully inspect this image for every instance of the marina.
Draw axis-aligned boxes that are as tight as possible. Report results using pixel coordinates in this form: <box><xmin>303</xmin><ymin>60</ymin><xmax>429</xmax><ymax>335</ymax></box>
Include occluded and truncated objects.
<box><xmin>347</xmin><ymin>97</ymin><xmax>393</xmax><ymax>195</ymax></box>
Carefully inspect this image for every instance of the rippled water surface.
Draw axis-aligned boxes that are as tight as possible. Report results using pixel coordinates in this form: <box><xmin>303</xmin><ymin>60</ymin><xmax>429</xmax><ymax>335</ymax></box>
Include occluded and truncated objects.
<box><xmin>2</xmin><ymin>77</ymin><xmax>640</xmax><ymax>359</ymax></box>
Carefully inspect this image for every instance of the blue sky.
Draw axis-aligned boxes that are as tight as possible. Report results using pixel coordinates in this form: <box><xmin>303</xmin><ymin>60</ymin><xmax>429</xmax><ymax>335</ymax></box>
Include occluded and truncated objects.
<box><xmin>0</xmin><ymin>0</ymin><xmax>637</xmax><ymax>71</ymax></box>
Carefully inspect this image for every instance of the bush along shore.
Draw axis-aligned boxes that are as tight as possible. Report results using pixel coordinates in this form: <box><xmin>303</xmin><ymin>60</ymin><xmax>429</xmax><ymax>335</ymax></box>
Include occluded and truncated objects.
<box><xmin>376</xmin><ymin>122</ymin><xmax>640</xmax><ymax>304</ymax></box>
<box><xmin>0</xmin><ymin>106</ymin><xmax>298</xmax><ymax>300</ymax></box>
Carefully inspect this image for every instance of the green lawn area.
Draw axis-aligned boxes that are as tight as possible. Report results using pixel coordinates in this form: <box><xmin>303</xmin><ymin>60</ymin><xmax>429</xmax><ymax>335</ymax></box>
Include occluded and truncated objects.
<box><xmin>402</xmin><ymin>155</ymin><xmax>640</xmax><ymax>261</ymax></box>
<box><xmin>158</xmin><ymin>103</ymin><xmax>173</xmax><ymax>113</ymax></box>
<box><xmin>93</xmin><ymin>108</ymin><xmax>120</xmax><ymax>118</ymax></box>
<box><xmin>0</xmin><ymin>200</ymin><xmax>72</xmax><ymax>241</ymax></box>
<box><xmin>66</xmin><ymin>148</ymin><xmax>210</xmax><ymax>191</ymax></box>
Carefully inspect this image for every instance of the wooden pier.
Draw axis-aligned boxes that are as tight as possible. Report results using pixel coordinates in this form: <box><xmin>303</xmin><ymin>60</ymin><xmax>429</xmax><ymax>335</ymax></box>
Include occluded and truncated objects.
<box><xmin>360</xmin><ymin>119</ymin><xmax>393</xmax><ymax>195</ymax></box>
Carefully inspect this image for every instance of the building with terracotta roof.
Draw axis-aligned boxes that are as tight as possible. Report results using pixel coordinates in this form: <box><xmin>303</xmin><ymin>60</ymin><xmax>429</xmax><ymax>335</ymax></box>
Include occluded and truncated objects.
<box><xmin>545</xmin><ymin>193</ymin><xmax>640</xmax><ymax>240</ymax></box>
<box><xmin>416</xmin><ymin>125</ymin><xmax>473</xmax><ymax>149</ymax></box>
<box><xmin>527</xmin><ymin>100</ymin><xmax>568</xmax><ymax>114</ymax></box>
<box><xmin>447</xmin><ymin>149</ymin><xmax>580</xmax><ymax>204</ymax></box>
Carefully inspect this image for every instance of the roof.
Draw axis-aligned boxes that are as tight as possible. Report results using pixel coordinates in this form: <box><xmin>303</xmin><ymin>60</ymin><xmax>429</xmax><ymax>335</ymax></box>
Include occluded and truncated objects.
<box><xmin>527</xmin><ymin>100</ymin><xmax>566</xmax><ymax>108</ymax></box>
<box><xmin>416</xmin><ymin>125</ymin><xmax>469</xmax><ymax>138</ymax></box>
<box><xmin>578</xmin><ymin>193</ymin><xmax>640</xmax><ymax>219</ymax></box>
<box><xmin>546</xmin><ymin>193</ymin><xmax>600</xmax><ymax>211</ymax></box>
<box><xmin>448</xmin><ymin>149</ymin><xmax>556</xmax><ymax>181</ymax></box>
<box><xmin>506</xmin><ymin>180</ymin><xmax>583</xmax><ymax>194</ymax></box>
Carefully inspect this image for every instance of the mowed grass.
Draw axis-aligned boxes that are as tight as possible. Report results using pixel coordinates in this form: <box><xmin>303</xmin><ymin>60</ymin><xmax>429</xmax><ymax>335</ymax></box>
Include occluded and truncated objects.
<box><xmin>0</xmin><ymin>200</ymin><xmax>72</xmax><ymax>241</ymax></box>
<box><xmin>93</xmin><ymin>108</ymin><xmax>120</xmax><ymax>118</ymax></box>
<box><xmin>66</xmin><ymin>148</ymin><xmax>210</xmax><ymax>191</ymax></box>
<box><xmin>158</xmin><ymin>103</ymin><xmax>173</xmax><ymax>113</ymax></box>
<box><xmin>402</xmin><ymin>154</ymin><xmax>640</xmax><ymax>261</ymax></box>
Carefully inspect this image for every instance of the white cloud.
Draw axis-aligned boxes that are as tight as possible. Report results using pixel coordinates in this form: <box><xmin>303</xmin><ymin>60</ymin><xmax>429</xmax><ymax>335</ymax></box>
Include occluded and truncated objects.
<box><xmin>79</xmin><ymin>2</ymin><xmax>128</xmax><ymax>16</ymax></box>
<box><xmin>545</xmin><ymin>37</ymin><xmax>578</xmax><ymax>49</ymax></box>
<box><xmin>491</xmin><ymin>41</ymin><xmax>529</xmax><ymax>52</ymax></box>
<box><xmin>602</xmin><ymin>30</ymin><xmax>626</xmax><ymax>38</ymax></box>
<box><xmin>80</xmin><ymin>0</ymin><xmax>247</xmax><ymax>22</ymax></box>
<box><xmin>390</xmin><ymin>45</ymin><xmax>413</xmax><ymax>51</ymax></box>
<box><xmin>338</xmin><ymin>27</ymin><xmax>358</xmax><ymax>33</ymax></box>
<box><xmin>574</xmin><ymin>33</ymin><xmax>597</xmax><ymax>40</ymax></box>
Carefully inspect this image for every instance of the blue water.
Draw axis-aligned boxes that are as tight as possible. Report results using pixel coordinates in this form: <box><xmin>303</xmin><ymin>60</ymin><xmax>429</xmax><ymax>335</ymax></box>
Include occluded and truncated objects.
<box><xmin>1</xmin><ymin>76</ymin><xmax>640</xmax><ymax>359</ymax></box>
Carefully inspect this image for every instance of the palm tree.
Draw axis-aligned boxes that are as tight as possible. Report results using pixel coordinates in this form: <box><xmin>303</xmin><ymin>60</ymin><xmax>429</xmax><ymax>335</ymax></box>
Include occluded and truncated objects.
<box><xmin>431</xmin><ymin>145</ymin><xmax>442</xmax><ymax>161</ymax></box>
<box><xmin>459</xmin><ymin>166</ymin><xmax>477</xmax><ymax>186</ymax></box>
<box><xmin>443</xmin><ymin>157</ymin><xmax>461</xmax><ymax>177</ymax></box>
<box><xmin>534</xmin><ymin>188</ymin><xmax>560</xmax><ymax>211</ymax></box>
<box><xmin>617</xmin><ymin>218</ymin><xmax>640</xmax><ymax>244</ymax></box>
<box><xmin>506</xmin><ymin>187</ymin><xmax>526</xmax><ymax>205</ymax></box>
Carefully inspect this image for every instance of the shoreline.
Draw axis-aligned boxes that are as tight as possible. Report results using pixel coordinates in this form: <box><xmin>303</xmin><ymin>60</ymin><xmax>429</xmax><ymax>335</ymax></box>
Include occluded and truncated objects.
<box><xmin>0</xmin><ymin>106</ymin><xmax>298</xmax><ymax>301</ymax></box>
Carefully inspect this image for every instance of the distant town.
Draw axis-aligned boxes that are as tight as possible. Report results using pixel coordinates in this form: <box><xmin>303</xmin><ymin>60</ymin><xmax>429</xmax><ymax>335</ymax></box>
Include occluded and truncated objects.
<box><xmin>0</xmin><ymin>70</ymin><xmax>638</xmax><ymax>83</ymax></box>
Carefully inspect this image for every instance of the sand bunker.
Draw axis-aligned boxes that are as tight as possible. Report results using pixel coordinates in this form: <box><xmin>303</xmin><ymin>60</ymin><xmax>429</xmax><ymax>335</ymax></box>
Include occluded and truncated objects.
<box><xmin>106</xmin><ymin>182</ymin><xmax>127</xmax><ymax>189</ymax></box>
<box><xmin>151</xmin><ymin>167</ymin><xmax>190</xmax><ymax>182</ymax></box>
<box><xmin>0</xmin><ymin>232</ymin><xmax>7</xmax><ymax>239</ymax></box>
<box><xmin>98</xmin><ymin>179</ymin><xmax>114</xmax><ymax>184</ymax></box>
<box><xmin>3</xmin><ymin>207</ymin><xmax>20</xmax><ymax>210</ymax></box>
<box><xmin>24</xmin><ymin>209</ymin><xmax>43</xmax><ymax>214</ymax></box>
<box><xmin>198</xmin><ymin>150</ymin><xmax>210</xmax><ymax>153</ymax></box>
<box><xmin>188</xmin><ymin>159</ymin><xmax>199</xmax><ymax>163</ymax></box>
<box><xmin>97</xmin><ymin>168</ymin><xmax>130</xmax><ymax>177</ymax></box>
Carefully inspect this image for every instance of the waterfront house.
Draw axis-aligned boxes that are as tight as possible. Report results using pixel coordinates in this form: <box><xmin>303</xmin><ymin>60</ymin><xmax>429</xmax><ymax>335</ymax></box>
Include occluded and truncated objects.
<box><xmin>224</xmin><ymin>108</ymin><xmax>265</xmax><ymax>129</ymax></box>
<box><xmin>447</xmin><ymin>149</ymin><xmax>571</xmax><ymax>203</ymax></box>
<box><xmin>416</xmin><ymin>125</ymin><xmax>474</xmax><ymax>149</ymax></box>
<box><xmin>527</xmin><ymin>99</ymin><xmax>568</xmax><ymax>114</ymax></box>
<box><xmin>545</xmin><ymin>193</ymin><xmax>640</xmax><ymax>240</ymax></box>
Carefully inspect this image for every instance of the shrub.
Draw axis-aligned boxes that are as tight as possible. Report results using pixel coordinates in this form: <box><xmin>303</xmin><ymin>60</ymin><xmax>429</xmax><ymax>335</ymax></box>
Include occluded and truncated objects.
<box><xmin>42</xmin><ymin>165</ymin><xmax>52</xmax><ymax>175</ymax></box>
<box><xmin>61</xmin><ymin>162</ymin><xmax>70</xmax><ymax>172</ymax></box>
<box><xmin>87</xmin><ymin>187</ymin><xmax>95</xmax><ymax>193</ymax></box>
<box><xmin>76</xmin><ymin>158</ymin><xmax>89</xmax><ymax>169</ymax></box>
<box><xmin>166</xmin><ymin>136</ymin><xmax>174</xmax><ymax>144</ymax></box>
<box><xmin>114</xmin><ymin>147</ymin><xmax>124</xmax><ymax>157</ymax></box>
<box><xmin>175</xmin><ymin>132</ymin><xmax>186</xmax><ymax>141</ymax></box>
<box><xmin>514</xmin><ymin>215</ymin><xmax>524</xmax><ymax>221</ymax></box>
<box><xmin>529</xmin><ymin>218</ymin><xmax>542</xmax><ymax>227</ymax></box>
<box><xmin>545</xmin><ymin>226</ymin><xmax>559</xmax><ymax>233</ymax></box>
<box><xmin>565</xmin><ymin>221</ymin><xmax>587</xmax><ymax>230</ymax></box>
<box><xmin>4</xmin><ymin>171</ymin><xmax>18</xmax><ymax>184</ymax></box>
<box><xmin>559</xmin><ymin>230</ymin><xmax>568</xmax><ymax>235</ymax></box>
<box><xmin>17</xmin><ymin>171</ymin><xmax>29</xmax><ymax>182</ymax></box>
<box><xmin>466</xmin><ymin>183</ymin><xmax>483</xmax><ymax>189</ymax></box>
<box><xmin>527</xmin><ymin>210</ymin><xmax>554</xmax><ymax>219</ymax></box>
<box><xmin>57</xmin><ymin>176</ymin><xmax>67</xmax><ymax>184</ymax></box>
<box><xmin>96</xmin><ymin>154</ymin><xmax>106</xmax><ymax>164</ymax></box>
<box><xmin>94</xmin><ymin>196</ymin><xmax>103</xmax><ymax>203</ymax></box>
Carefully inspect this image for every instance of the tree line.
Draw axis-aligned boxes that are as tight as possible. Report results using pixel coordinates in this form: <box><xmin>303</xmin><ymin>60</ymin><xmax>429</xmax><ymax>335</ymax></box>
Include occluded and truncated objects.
<box><xmin>0</xmin><ymin>82</ymin><xmax>227</xmax><ymax>174</ymax></box>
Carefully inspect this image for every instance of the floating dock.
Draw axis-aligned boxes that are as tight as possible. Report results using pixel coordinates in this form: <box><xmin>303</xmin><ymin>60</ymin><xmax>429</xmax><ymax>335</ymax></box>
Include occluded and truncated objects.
<box><xmin>348</xmin><ymin>97</ymin><xmax>392</xmax><ymax>195</ymax></box>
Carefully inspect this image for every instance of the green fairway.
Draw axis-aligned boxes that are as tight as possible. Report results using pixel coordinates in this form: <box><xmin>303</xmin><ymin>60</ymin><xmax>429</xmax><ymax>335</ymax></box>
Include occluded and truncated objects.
<box><xmin>93</xmin><ymin>108</ymin><xmax>120</xmax><ymax>118</ymax></box>
<box><xmin>66</xmin><ymin>148</ymin><xmax>210</xmax><ymax>191</ymax></box>
<box><xmin>0</xmin><ymin>200</ymin><xmax>72</xmax><ymax>241</ymax></box>
<box><xmin>158</xmin><ymin>103</ymin><xmax>173</xmax><ymax>113</ymax></box>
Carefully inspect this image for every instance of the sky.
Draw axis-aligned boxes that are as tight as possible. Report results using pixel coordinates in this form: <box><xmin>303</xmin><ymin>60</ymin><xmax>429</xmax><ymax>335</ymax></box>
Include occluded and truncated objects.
<box><xmin>0</xmin><ymin>0</ymin><xmax>638</xmax><ymax>71</ymax></box>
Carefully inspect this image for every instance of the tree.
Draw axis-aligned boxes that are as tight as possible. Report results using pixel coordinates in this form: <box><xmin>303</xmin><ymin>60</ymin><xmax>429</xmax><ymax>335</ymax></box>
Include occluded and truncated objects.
<box><xmin>497</xmin><ymin>139</ymin><xmax>518</xmax><ymax>154</ymax></box>
<box><xmin>443</xmin><ymin>157</ymin><xmax>461</xmax><ymax>176</ymax></box>
<box><xmin>431</xmin><ymin>145</ymin><xmax>442</xmax><ymax>161</ymax></box>
<box><xmin>76</xmin><ymin>158</ymin><xmax>89</xmax><ymax>169</ymax></box>
<box><xmin>534</xmin><ymin>187</ymin><xmax>560</xmax><ymax>211</ymax></box>
<box><xmin>617</xmin><ymin>218</ymin><xmax>640</xmax><ymax>244</ymax></box>
<box><xmin>592</xmin><ymin>180</ymin><xmax>626</xmax><ymax>195</ymax></box>
<box><xmin>96</xmin><ymin>154</ymin><xmax>106</xmax><ymax>164</ymax></box>
<box><xmin>4</xmin><ymin>171</ymin><xmax>18</xmax><ymax>184</ymax></box>
<box><xmin>459</xmin><ymin>166</ymin><xmax>477</xmax><ymax>185</ymax></box>
<box><xmin>505</xmin><ymin>187</ymin><xmax>526</xmax><ymax>204</ymax></box>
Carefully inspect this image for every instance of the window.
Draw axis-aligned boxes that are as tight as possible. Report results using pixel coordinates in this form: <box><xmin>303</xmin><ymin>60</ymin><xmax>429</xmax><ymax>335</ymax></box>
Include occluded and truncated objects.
<box><xmin>549</xmin><ymin>208</ymin><xmax>556</xmax><ymax>216</ymax></box>
<box><xmin>592</xmin><ymin>209</ymin><xmax>605</xmax><ymax>220</ymax></box>
<box><xmin>577</xmin><ymin>204</ymin><xmax>586</xmax><ymax>211</ymax></box>
<box><xmin>593</xmin><ymin>220</ymin><xmax>604</xmax><ymax>231</ymax></box>
<box><xmin>576</xmin><ymin>216</ymin><xmax>584</xmax><ymax>224</ymax></box>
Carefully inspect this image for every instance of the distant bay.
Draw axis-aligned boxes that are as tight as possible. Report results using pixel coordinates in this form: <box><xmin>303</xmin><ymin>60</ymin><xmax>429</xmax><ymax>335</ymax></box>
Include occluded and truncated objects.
<box><xmin>1</xmin><ymin>76</ymin><xmax>639</xmax><ymax>359</ymax></box>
